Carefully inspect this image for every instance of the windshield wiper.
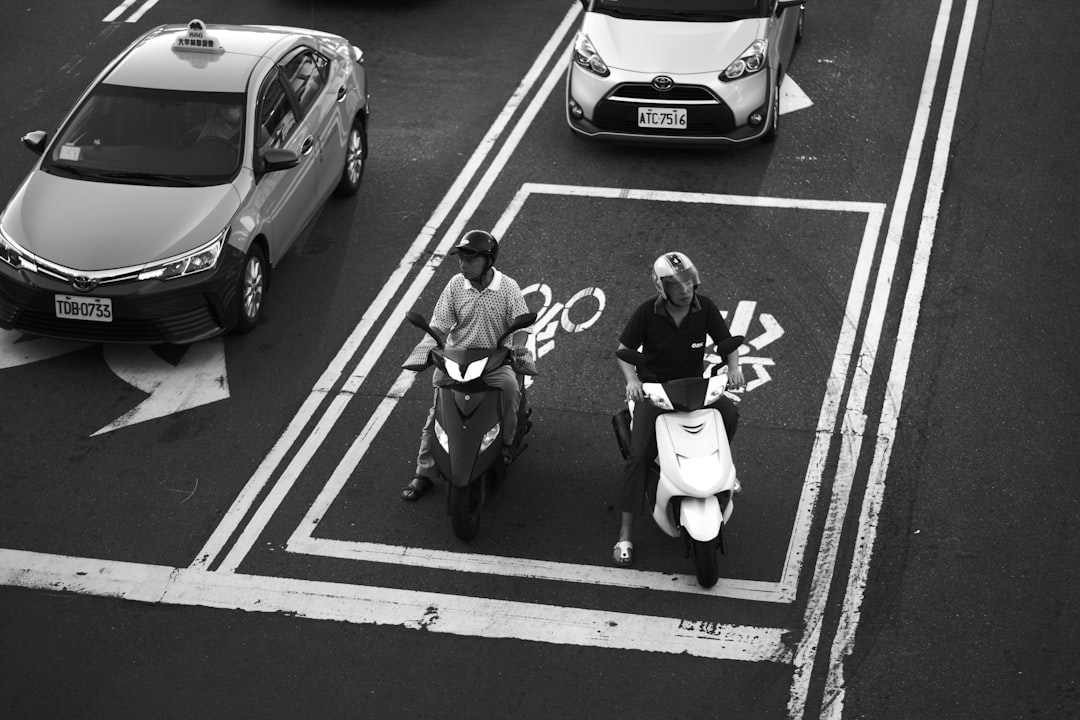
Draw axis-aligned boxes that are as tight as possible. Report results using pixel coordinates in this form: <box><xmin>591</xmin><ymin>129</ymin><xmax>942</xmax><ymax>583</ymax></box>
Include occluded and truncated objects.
<box><xmin>94</xmin><ymin>171</ymin><xmax>205</xmax><ymax>187</ymax></box>
<box><xmin>48</xmin><ymin>163</ymin><xmax>110</xmax><ymax>180</ymax></box>
<box><xmin>599</xmin><ymin>9</ymin><xmax>741</xmax><ymax>22</ymax></box>
<box><xmin>669</xmin><ymin>12</ymin><xmax>742</xmax><ymax>21</ymax></box>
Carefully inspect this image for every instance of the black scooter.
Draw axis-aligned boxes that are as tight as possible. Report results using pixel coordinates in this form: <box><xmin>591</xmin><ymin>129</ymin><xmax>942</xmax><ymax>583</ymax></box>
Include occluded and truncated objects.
<box><xmin>404</xmin><ymin>311</ymin><xmax>537</xmax><ymax>541</ymax></box>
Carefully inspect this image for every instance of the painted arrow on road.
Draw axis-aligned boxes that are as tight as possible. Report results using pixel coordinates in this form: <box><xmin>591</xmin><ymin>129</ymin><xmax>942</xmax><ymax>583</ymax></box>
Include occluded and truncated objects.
<box><xmin>781</xmin><ymin>76</ymin><xmax>813</xmax><ymax>115</ymax></box>
<box><xmin>94</xmin><ymin>340</ymin><xmax>230</xmax><ymax>436</ymax></box>
<box><xmin>1</xmin><ymin>329</ymin><xmax>231</xmax><ymax>435</ymax></box>
<box><xmin>0</xmin><ymin>331</ymin><xmax>90</xmax><ymax>369</ymax></box>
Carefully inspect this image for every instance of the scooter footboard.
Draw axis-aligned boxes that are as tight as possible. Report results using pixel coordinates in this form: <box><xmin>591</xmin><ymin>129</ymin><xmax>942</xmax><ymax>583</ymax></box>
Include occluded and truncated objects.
<box><xmin>678</xmin><ymin>496</ymin><xmax>723</xmax><ymax>542</ymax></box>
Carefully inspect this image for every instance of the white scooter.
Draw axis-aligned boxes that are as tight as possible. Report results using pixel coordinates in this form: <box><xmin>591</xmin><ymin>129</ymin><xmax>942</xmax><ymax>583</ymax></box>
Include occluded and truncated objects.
<box><xmin>612</xmin><ymin>337</ymin><xmax>743</xmax><ymax>588</ymax></box>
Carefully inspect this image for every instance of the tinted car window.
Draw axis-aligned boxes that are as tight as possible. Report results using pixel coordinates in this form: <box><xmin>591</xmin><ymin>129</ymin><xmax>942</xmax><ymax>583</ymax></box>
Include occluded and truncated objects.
<box><xmin>281</xmin><ymin>50</ymin><xmax>329</xmax><ymax>116</ymax></box>
<box><xmin>593</xmin><ymin>0</ymin><xmax>764</xmax><ymax>19</ymax></box>
<box><xmin>257</xmin><ymin>73</ymin><xmax>298</xmax><ymax>147</ymax></box>
<box><xmin>44</xmin><ymin>86</ymin><xmax>244</xmax><ymax>185</ymax></box>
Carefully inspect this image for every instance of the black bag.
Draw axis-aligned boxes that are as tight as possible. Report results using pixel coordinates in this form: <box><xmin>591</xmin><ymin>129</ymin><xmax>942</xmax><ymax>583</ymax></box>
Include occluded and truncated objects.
<box><xmin>611</xmin><ymin>407</ymin><xmax>632</xmax><ymax>460</ymax></box>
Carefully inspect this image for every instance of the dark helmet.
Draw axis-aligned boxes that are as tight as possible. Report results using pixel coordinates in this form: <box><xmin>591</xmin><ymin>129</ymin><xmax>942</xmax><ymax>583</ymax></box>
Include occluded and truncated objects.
<box><xmin>449</xmin><ymin>229</ymin><xmax>499</xmax><ymax>265</ymax></box>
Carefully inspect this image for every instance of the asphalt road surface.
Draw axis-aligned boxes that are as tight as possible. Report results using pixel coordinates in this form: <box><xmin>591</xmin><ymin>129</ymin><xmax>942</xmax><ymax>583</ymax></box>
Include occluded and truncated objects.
<box><xmin>0</xmin><ymin>1</ymin><xmax>1077</xmax><ymax>719</ymax></box>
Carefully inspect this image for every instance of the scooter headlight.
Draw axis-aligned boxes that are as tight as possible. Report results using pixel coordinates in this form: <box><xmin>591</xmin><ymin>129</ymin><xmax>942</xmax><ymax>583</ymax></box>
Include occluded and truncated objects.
<box><xmin>479</xmin><ymin>422</ymin><xmax>501</xmax><ymax>453</ymax></box>
<box><xmin>433</xmin><ymin>419</ymin><xmax>449</xmax><ymax>452</ymax></box>
<box><xmin>704</xmin><ymin>376</ymin><xmax>730</xmax><ymax>406</ymax></box>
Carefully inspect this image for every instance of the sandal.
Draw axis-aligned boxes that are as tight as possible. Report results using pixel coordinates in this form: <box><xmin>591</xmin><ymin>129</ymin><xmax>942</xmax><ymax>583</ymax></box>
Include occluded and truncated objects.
<box><xmin>401</xmin><ymin>476</ymin><xmax>432</xmax><ymax>502</ymax></box>
<box><xmin>612</xmin><ymin>540</ymin><xmax>634</xmax><ymax>567</ymax></box>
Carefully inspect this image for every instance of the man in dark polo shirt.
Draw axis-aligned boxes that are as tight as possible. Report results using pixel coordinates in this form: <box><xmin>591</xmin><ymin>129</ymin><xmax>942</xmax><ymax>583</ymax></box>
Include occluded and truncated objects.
<box><xmin>612</xmin><ymin>252</ymin><xmax>744</xmax><ymax>567</ymax></box>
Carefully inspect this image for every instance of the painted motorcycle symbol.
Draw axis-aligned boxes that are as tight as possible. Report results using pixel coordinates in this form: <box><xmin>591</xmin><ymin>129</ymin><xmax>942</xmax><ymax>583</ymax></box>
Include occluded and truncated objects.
<box><xmin>705</xmin><ymin>300</ymin><xmax>784</xmax><ymax>394</ymax></box>
<box><xmin>522</xmin><ymin>283</ymin><xmax>605</xmax><ymax>387</ymax></box>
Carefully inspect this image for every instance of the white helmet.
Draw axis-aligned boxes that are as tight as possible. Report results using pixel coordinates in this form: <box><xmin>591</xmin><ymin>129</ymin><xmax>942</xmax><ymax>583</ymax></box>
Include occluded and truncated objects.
<box><xmin>652</xmin><ymin>252</ymin><xmax>701</xmax><ymax>299</ymax></box>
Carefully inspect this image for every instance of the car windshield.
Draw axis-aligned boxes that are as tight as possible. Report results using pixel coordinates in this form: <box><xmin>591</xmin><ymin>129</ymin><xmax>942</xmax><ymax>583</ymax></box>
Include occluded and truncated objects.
<box><xmin>591</xmin><ymin>0</ymin><xmax>764</xmax><ymax>21</ymax></box>
<box><xmin>44</xmin><ymin>84</ymin><xmax>245</xmax><ymax>187</ymax></box>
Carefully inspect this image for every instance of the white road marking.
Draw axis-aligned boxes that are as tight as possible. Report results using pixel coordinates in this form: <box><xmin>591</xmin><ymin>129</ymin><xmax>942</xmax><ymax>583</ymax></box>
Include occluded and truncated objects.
<box><xmin>192</xmin><ymin>2</ymin><xmax>586</xmax><ymax>572</ymax></box>
<box><xmin>103</xmin><ymin>0</ymin><xmax>158</xmax><ymax>23</ymax></box>
<box><xmin>781</xmin><ymin>76</ymin><xmax>813</xmax><ymax>115</ymax></box>
<box><xmin>94</xmin><ymin>340</ymin><xmax>230</xmax><ymax>435</ymax></box>
<box><xmin>820</xmin><ymin>2</ymin><xmax>981</xmax><ymax>718</ymax></box>
<box><xmin>0</xmin><ymin>331</ymin><xmax>90</xmax><ymax>369</ymax></box>
<box><xmin>786</xmin><ymin>0</ymin><xmax>975</xmax><ymax>717</ymax></box>
<box><xmin>287</xmin><ymin>183</ymin><xmax>884</xmax><ymax>609</ymax></box>
<box><xmin>289</xmin><ymin>537</ymin><xmax>782</xmax><ymax>601</ymax></box>
<box><xmin>0</xmin><ymin>548</ymin><xmax>791</xmax><ymax>663</ymax></box>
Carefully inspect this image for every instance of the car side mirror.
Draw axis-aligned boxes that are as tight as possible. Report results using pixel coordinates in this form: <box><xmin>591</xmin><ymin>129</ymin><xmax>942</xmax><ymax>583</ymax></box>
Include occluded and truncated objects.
<box><xmin>259</xmin><ymin>148</ymin><xmax>300</xmax><ymax>174</ymax></box>
<box><xmin>21</xmin><ymin>131</ymin><xmax>48</xmax><ymax>156</ymax></box>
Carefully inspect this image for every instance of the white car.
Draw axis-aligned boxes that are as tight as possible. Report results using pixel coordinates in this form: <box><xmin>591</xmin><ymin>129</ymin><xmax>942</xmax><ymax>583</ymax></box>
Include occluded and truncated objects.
<box><xmin>566</xmin><ymin>0</ymin><xmax>806</xmax><ymax>145</ymax></box>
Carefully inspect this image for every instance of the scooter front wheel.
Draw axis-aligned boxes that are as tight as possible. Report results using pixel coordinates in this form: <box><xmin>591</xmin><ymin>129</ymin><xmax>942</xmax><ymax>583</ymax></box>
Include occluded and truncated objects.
<box><xmin>690</xmin><ymin>537</ymin><xmax>720</xmax><ymax>588</ymax></box>
<box><xmin>449</xmin><ymin>481</ymin><xmax>482</xmax><ymax>541</ymax></box>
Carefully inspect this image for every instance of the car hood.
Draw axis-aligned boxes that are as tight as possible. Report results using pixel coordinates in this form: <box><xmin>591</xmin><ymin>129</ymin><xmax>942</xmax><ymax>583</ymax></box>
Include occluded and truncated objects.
<box><xmin>584</xmin><ymin>15</ymin><xmax>765</xmax><ymax>74</ymax></box>
<box><xmin>6</xmin><ymin>171</ymin><xmax>240</xmax><ymax>272</ymax></box>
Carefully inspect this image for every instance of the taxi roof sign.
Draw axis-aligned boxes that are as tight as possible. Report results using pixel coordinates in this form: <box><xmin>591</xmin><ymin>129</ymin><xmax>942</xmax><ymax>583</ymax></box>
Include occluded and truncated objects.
<box><xmin>172</xmin><ymin>19</ymin><xmax>224</xmax><ymax>54</ymax></box>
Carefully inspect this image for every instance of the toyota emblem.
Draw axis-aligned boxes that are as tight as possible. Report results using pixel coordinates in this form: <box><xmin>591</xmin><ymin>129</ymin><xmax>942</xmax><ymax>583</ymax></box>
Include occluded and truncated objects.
<box><xmin>72</xmin><ymin>276</ymin><xmax>99</xmax><ymax>292</ymax></box>
<box><xmin>652</xmin><ymin>76</ymin><xmax>674</xmax><ymax>92</ymax></box>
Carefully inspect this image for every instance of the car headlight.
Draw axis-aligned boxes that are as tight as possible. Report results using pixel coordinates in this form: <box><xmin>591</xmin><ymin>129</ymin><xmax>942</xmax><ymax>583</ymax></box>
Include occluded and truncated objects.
<box><xmin>0</xmin><ymin>222</ymin><xmax>38</xmax><ymax>272</ymax></box>
<box><xmin>138</xmin><ymin>226</ymin><xmax>228</xmax><ymax>281</ymax></box>
<box><xmin>572</xmin><ymin>32</ymin><xmax>609</xmax><ymax>77</ymax></box>
<box><xmin>721</xmin><ymin>39</ymin><xmax>768</xmax><ymax>81</ymax></box>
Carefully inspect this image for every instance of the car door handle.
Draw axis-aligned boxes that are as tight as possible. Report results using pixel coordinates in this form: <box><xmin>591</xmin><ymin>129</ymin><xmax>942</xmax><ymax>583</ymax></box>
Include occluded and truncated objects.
<box><xmin>336</xmin><ymin>85</ymin><xmax>347</xmax><ymax>103</ymax></box>
<box><xmin>300</xmin><ymin>135</ymin><xmax>314</xmax><ymax>155</ymax></box>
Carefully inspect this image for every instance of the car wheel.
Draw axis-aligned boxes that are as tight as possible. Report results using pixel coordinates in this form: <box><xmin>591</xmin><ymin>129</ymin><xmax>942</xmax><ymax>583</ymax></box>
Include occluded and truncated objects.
<box><xmin>333</xmin><ymin>114</ymin><xmax>367</xmax><ymax>197</ymax></box>
<box><xmin>233</xmin><ymin>244</ymin><xmax>267</xmax><ymax>334</ymax></box>
<box><xmin>762</xmin><ymin>77</ymin><xmax>780</xmax><ymax>143</ymax></box>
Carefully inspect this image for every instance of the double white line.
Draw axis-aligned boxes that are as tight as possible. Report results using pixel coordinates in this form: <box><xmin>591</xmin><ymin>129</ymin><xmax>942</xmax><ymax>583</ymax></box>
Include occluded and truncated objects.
<box><xmin>192</xmin><ymin>3</ymin><xmax>584</xmax><ymax>573</ymax></box>
<box><xmin>103</xmin><ymin>0</ymin><xmax>159</xmax><ymax>23</ymax></box>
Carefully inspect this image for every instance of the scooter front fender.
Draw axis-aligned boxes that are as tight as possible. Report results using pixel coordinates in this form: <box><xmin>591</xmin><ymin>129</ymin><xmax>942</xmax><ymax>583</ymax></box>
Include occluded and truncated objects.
<box><xmin>679</xmin><ymin>496</ymin><xmax>723</xmax><ymax>542</ymax></box>
<box><xmin>433</xmin><ymin>385</ymin><xmax>502</xmax><ymax>488</ymax></box>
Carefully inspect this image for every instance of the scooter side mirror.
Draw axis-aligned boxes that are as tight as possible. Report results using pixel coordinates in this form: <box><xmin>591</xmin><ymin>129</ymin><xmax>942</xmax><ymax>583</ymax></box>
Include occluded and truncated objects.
<box><xmin>509</xmin><ymin>312</ymin><xmax>538</xmax><ymax>333</ymax></box>
<box><xmin>616</xmin><ymin>346</ymin><xmax>646</xmax><ymax>367</ymax></box>
<box><xmin>713</xmin><ymin>335</ymin><xmax>746</xmax><ymax>359</ymax></box>
<box><xmin>405</xmin><ymin>311</ymin><xmax>446</xmax><ymax>347</ymax></box>
<box><xmin>498</xmin><ymin>312</ymin><xmax>538</xmax><ymax>344</ymax></box>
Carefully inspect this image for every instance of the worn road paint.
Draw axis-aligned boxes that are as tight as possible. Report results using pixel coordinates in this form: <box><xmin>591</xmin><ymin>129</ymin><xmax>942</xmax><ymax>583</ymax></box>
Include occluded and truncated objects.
<box><xmin>0</xmin><ymin>548</ymin><xmax>792</xmax><ymax>663</ymax></box>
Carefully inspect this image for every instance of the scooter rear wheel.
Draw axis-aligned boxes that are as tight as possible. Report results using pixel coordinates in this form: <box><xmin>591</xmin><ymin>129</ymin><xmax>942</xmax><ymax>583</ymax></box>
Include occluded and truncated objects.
<box><xmin>449</xmin><ymin>481</ymin><xmax>482</xmax><ymax>541</ymax></box>
<box><xmin>690</xmin><ymin>537</ymin><xmax>720</xmax><ymax>588</ymax></box>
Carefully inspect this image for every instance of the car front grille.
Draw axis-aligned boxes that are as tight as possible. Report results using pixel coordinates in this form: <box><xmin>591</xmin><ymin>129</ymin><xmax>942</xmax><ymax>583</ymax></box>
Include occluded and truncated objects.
<box><xmin>608</xmin><ymin>85</ymin><xmax>718</xmax><ymax>102</ymax></box>
<box><xmin>0</xmin><ymin>297</ymin><xmax>223</xmax><ymax>344</ymax></box>
<box><xmin>594</xmin><ymin>83</ymin><xmax>736</xmax><ymax>135</ymax></box>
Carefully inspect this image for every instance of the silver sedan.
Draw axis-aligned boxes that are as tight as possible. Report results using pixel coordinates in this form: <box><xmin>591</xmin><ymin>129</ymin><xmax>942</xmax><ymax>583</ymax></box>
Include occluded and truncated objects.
<box><xmin>0</xmin><ymin>19</ymin><xmax>369</xmax><ymax>344</ymax></box>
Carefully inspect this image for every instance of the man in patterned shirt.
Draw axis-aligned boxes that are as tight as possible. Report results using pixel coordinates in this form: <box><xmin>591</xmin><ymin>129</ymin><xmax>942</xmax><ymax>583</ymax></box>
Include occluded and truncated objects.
<box><xmin>402</xmin><ymin>230</ymin><xmax>532</xmax><ymax>501</ymax></box>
